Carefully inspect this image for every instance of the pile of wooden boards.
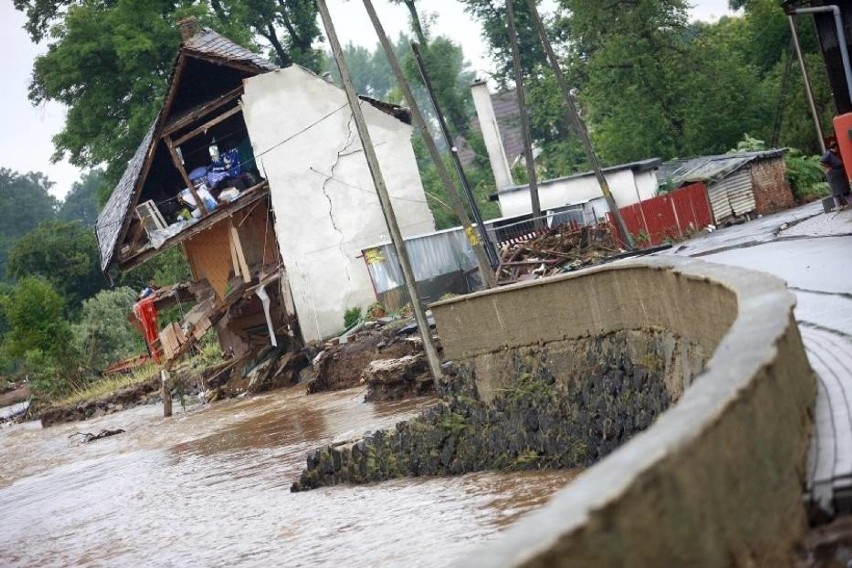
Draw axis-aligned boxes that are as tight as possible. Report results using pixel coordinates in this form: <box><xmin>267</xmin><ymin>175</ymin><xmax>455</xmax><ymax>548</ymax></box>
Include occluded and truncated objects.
<box><xmin>495</xmin><ymin>223</ymin><xmax>619</xmax><ymax>285</ymax></box>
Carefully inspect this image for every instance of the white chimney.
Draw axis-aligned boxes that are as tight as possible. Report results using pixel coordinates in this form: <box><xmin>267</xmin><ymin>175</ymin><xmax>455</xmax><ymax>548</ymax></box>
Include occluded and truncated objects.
<box><xmin>471</xmin><ymin>81</ymin><xmax>514</xmax><ymax>191</ymax></box>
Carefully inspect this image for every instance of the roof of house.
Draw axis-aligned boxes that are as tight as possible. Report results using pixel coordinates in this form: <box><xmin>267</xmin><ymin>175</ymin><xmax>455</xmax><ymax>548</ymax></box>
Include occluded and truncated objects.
<box><xmin>458</xmin><ymin>88</ymin><xmax>524</xmax><ymax>167</ymax></box>
<box><xmin>96</xmin><ymin>28</ymin><xmax>412</xmax><ymax>272</ymax></box>
<box><xmin>660</xmin><ymin>149</ymin><xmax>787</xmax><ymax>187</ymax></box>
<box><xmin>96</xmin><ymin>28</ymin><xmax>278</xmax><ymax>272</ymax></box>
<box><xmin>490</xmin><ymin>157</ymin><xmax>662</xmax><ymax>200</ymax></box>
<box><xmin>183</xmin><ymin>28</ymin><xmax>279</xmax><ymax>72</ymax></box>
<box><xmin>95</xmin><ymin>119</ymin><xmax>160</xmax><ymax>273</ymax></box>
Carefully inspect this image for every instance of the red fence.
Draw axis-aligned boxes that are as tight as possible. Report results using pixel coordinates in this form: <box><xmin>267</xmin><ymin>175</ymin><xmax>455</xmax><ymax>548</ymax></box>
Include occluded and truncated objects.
<box><xmin>607</xmin><ymin>182</ymin><xmax>711</xmax><ymax>248</ymax></box>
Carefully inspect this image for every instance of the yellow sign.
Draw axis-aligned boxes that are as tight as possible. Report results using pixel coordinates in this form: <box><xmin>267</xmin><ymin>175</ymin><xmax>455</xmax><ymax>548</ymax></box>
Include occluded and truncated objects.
<box><xmin>465</xmin><ymin>226</ymin><xmax>480</xmax><ymax>246</ymax></box>
<box><xmin>364</xmin><ymin>248</ymin><xmax>385</xmax><ymax>264</ymax></box>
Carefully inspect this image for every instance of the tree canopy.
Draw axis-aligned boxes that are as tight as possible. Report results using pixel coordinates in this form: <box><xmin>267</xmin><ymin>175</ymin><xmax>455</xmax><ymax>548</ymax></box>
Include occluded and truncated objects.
<box><xmin>58</xmin><ymin>168</ymin><xmax>103</xmax><ymax>226</ymax></box>
<box><xmin>6</xmin><ymin>219</ymin><xmax>103</xmax><ymax>314</ymax></box>
<box><xmin>15</xmin><ymin>0</ymin><xmax>323</xmax><ymax>191</ymax></box>
<box><xmin>0</xmin><ymin>169</ymin><xmax>58</xmax><ymax>280</ymax></box>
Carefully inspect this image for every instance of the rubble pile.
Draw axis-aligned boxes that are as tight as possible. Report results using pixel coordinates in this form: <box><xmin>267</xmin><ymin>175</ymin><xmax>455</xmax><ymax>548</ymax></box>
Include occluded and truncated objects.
<box><xmin>496</xmin><ymin>223</ymin><xmax>620</xmax><ymax>285</ymax></box>
<box><xmin>306</xmin><ymin>318</ymin><xmax>429</xmax><ymax>396</ymax></box>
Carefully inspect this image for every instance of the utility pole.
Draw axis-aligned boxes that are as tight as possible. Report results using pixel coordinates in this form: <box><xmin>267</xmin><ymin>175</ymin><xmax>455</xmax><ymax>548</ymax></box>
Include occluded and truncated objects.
<box><xmin>410</xmin><ymin>41</ymin><xmax>500</xmax><ymax>269</ymax></box>
<box><xmin>317</xmin><ymin>0</ymin><xmax>444</xmax><ymax>379</ymax></box>
<box><xmin>361</xmin><ymin>0</ymin><xmax>498</xmax><ymax>287</ymax></box>
<box><xmin>526</xmin><ymin>0</ymin><xmax>634</xmax><ymax>249</ymax></box>
<box><xmin>788</xmin><ymin>15</ymin><xmax>826</xmax><ymax>153</ymax></box>
<box><xmin>505</xmin><ymin>0</ymin><xmax>544</xmax><ymax>229</ymax></box>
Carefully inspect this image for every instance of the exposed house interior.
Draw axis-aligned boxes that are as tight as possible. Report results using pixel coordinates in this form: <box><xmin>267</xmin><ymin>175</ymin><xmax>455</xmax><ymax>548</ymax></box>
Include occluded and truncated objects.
<box><xmin>97</xmin><ymin>20</ymin><xmax>297</xmax><ymax>366</ymax></box>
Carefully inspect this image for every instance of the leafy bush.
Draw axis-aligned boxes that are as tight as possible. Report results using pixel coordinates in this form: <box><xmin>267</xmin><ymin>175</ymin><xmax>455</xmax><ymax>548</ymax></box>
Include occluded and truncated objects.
<box><xmin>72</xmin><ymin>287</ymin><xmax>145</xmax><ymax>370</ymax></box>
<box><xmin>344</xmin><ymin>306</ymin><xmax>363</xmax><ymax>330</ymax></box>
<box><xmin>785</xmin><ymin>151</ymin><xmax>830</xmax><ymax>201</ymax></box>
<box><xmin>1</xmin><ymin>276</ymin><xmax>72</xmax><ymax>360</ymax></box>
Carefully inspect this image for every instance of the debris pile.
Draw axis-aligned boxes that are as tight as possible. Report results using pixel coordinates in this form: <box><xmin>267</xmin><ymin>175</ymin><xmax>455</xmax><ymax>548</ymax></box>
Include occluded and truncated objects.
<box><xmin>361</xmin><ymin>353</ymin><xmax>432</xmax><ymax>402</ymax></box>
<box><xmin>495</xmin><ymin>223</ymin><xmax>620</xmax><ymax>285</ymax></box>
<box><xmin>306</xmin><ymin>317</ymin><xmax>430</xmax><ymax>395</ymax></box>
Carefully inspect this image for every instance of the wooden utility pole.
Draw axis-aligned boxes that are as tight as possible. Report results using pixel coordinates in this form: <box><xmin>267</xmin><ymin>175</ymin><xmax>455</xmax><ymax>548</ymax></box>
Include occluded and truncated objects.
<box><xmin>505</xmin><ymin>0</ymin><xmax>544</xmax><ymax>229</ymax></box>
<box><xmin>410</xmin><ymin>41</ymin><xmax>500</xmax><ymax>270</ymax></box>
<box><xmin>361</xmin><ymin>0</ymin><xmax>498</xmax><ymax>286</ymax></box>
<box><xmin>525</xmin><ymin>0</ymin><xmax>633</xmax><ymax>249</ymax></box>
<box><xmin>317</xmin><ymin>0</ymin><xmax>443</xmax><ymax>379</ymax></box>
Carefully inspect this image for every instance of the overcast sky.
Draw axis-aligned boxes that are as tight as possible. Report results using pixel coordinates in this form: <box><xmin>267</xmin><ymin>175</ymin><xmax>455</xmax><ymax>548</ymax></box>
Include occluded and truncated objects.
<box><xmin>1</xmin><ymin>0</ymin><xmax>735</xmax><ymax>201</ymax></box>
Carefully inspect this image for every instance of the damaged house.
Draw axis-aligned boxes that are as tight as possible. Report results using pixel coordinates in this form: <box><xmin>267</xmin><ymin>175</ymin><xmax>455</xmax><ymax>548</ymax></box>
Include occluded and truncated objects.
<box><xmin>95</xmin><ymin>19</ymin><xmax>435</xmax><ymax>365</ymax></box>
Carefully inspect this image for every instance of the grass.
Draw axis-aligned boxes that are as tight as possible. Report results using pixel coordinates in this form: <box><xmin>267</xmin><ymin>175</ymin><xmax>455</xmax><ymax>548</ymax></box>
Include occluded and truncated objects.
<box><xmin>51</xmin><ymin>363</ymin><xmax>160</xmax><ymax>408</ymax></box>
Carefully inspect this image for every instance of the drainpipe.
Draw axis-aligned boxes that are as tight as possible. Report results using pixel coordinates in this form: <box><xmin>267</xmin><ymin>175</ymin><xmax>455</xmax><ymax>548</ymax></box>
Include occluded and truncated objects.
<box><xmin>791</xmin><ymin>5</ymin><xmax>852</xmax><ymax>106</ymax></box>
<box><xmin>788</xmin><ymin>15</ymin><xmax>826</xmax><ymax>153</ymax></box>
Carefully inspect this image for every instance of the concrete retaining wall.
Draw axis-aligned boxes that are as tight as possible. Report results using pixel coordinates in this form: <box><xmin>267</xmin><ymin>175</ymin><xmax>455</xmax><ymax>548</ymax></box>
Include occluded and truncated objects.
<box><xmin>430</xmin><ymin>256</ymin><xmax>815</xmax><ymax>567</ymax></box>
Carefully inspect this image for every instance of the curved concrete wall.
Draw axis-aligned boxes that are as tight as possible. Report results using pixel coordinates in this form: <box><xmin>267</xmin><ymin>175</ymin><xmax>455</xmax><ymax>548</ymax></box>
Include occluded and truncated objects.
<box><xmin>430</xmin><ymin>256</ymin><xmax>815</xmax><ymax>567</ymax></box>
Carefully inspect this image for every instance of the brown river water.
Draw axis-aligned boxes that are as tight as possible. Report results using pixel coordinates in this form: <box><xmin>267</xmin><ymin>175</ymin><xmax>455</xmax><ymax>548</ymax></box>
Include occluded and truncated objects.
<box><xmin>0</xmin><ymin>386</ymin><xmax>579</xmax><ymax>567</ymax></box>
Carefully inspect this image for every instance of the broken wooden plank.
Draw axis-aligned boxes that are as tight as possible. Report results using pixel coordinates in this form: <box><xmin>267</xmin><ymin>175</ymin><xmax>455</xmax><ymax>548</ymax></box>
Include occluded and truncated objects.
<box><xmin>230</xmin><ymin>222</ymin><xmax>252</xmax><ymax>284</ymax></box>
<box><xmin>164</xmin><ymin>136</ymin><xmax>208</xmax><ymax>216</ymax></box>
<box><xmin>161</xmin><ymin>86</ymin><xmax>244</xmax><ymax>138</ymax></box>
<box><xmin>118</xmin><ymin>183</ymin><xmax>270</xmax><ymax>272</ymax></box>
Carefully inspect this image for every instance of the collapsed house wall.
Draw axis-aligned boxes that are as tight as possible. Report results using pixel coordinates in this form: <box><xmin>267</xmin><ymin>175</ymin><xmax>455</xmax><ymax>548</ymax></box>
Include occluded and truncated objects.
<box><xmin>242</xmin><ymin>67</ymin><xmax>436</xmax><ymax>342</ymax></box>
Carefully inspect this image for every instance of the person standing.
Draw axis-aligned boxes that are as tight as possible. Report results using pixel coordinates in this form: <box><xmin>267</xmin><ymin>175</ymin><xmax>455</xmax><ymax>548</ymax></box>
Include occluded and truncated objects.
<box><xmin>820</xmin><ymin>140</ymin><xmax>851</xmax><ymax>210</ymax></box>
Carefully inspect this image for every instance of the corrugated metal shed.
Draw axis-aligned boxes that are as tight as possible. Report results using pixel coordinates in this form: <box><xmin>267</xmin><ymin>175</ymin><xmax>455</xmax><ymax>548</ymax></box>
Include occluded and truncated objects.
<box><xmin>667</xmin><ymin>149</ymin><xmax>785</xmax><ymax>186</ymax></box>
<box><xmin>661</xmin><ymin>149</ymin><xmax>785</xmax><ymax>223</ymax></box>
<box><xmin>707</xmin><ymin>170</ymin><xmax>755</xmax><ymax>223</ymax></box>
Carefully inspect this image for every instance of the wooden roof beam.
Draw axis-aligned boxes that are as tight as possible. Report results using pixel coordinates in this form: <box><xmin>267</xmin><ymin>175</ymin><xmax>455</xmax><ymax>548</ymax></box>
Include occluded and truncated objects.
<box><xmin>161</xmin><ymin>86</ymin><xmax>244</xmax><ymax>138</ymax></box>
<box><xmin>173</xmin><ymin>105</ymin><xmax>243</xmax><ymax>147</ymax></box>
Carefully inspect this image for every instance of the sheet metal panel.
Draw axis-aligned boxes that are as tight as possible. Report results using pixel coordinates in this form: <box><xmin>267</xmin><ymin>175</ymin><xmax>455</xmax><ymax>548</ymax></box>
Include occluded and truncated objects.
<box><xmin>607</xmin><ymin>183</ymin><xmax>711</xmax><ymax>246</ymax></box>
<box><xmin>363</xmin><ymin>228</ymin><xmax>476</xmax><ymax>295</ymax></box>
<box><xmin>726</xmin><ymin>169</ymin><xmax>756</xmax><ymax>216</ymax></box>
<box><xmin>708</xmin><ymin>180</ymin><xmax>734</xmax><ymax>224</ymax></box>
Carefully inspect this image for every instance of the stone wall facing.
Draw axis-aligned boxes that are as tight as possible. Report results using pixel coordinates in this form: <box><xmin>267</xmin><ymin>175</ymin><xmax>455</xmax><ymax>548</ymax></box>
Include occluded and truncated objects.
<box><xmin>430</xmin><ymin>257</ymin><xmax>814</xmax><ymax>568</ymax></box>
<box><xmin>292</xmin><ymin>330</ymin><xmax>701</xmax><ymax>492</ymax></box>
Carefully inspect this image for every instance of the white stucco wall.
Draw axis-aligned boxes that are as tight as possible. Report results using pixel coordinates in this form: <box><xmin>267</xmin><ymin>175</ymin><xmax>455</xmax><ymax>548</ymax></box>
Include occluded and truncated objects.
<box><xmin>242</xmin><ymin>67</ymin><xmax>436</xmax><ymax>341</ymax></box>
<box><xmin>497</xmin><ymin>169</ymin><xmax>658</xmax><ymax>218</ymax></box>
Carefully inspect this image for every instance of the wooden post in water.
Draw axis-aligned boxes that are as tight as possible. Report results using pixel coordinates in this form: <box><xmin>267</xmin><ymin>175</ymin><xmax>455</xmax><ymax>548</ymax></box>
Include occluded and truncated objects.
<box><xmin>161</xmin><ymin>370</ymin><xmax>172</xmax><ymax>418</ymax></box>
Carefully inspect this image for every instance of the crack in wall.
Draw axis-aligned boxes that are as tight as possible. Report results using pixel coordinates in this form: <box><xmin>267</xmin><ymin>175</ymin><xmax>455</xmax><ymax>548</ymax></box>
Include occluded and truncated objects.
<box><xmin>318</xmin><ymin>112</ymin><xmax>362</xmax><ymax>308</ymax></box>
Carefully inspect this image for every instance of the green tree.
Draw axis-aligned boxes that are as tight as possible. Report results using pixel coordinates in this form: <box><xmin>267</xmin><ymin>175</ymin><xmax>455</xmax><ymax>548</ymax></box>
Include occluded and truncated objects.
<box><xmin>0</xmin><ymin>169</ymin><xmax>58</xmax><ymax>279</ymax></box>
<box><xmin>460</xmin><ymin>0</ymin><xmax>547</xmax><ymax>79</ymax></box>
<box><xmin>16</xmin><ymin>0</ymin><xmax>321</xmax><ymax>193</ymax></box>
<box><xmin>403</xmin><ymin>36</ymin><xmax>477</xmax><ymax>136</ymax></box>
<box><xmin>59</xmin><ymin>169</ymin><xmax>103</xmax><ymax>226</ymax></box>
<box><xmin>72</xmin><ymin>287</ymin><xmax>144</xmax><ymax>369</ymax></box>
<box><xmin>679</xmin><ymin>19</ymin><xmax>770</xmax><ymax>155</ymax></box>
<box><xmin>0</xmin><ymin>276</ymin><xmax>71</xmax><ymax>360</ymax></box>
<box><xmin>389</xmin><ymin>0</ymin><xmax>429</xmax><ymax>46</ymax></box>
<box><xmin>7</xmin><ymin>220</ymin><xmax>104</xmax><ymax>313</ymax></box>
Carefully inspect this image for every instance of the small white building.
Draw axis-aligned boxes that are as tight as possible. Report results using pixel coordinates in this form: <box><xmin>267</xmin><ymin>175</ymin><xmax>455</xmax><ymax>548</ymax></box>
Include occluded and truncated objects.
<box><xmin>469</xmin><ymin>81</ymin><xmax>661</xmax><ymax>218</ymax></box>
<box><xmin>491</xmin><ymin>160</ymin><xmax>662</xmax><ymax>219</ymax></box>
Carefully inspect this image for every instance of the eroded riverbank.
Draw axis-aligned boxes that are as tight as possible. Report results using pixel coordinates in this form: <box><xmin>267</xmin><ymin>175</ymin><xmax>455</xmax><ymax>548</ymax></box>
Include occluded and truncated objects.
<box><xmin>0</xmin><ymin>385</ymin><xmax>579</xmax><ymax>567</ymax></box>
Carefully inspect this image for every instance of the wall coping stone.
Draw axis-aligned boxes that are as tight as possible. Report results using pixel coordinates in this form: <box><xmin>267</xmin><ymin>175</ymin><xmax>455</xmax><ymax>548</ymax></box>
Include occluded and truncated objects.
<box><xmin>430</xmin><ymin>256</ymin><xmax>814</xmax><ymax>567</ymax></box>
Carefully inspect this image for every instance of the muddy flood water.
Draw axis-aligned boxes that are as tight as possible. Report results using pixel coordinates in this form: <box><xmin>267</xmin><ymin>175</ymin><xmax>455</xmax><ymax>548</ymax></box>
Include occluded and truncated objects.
<box><xmin>0</xmin><ymin>386</ymin><xmax>580</xmax><ymax>567</ymax></box>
